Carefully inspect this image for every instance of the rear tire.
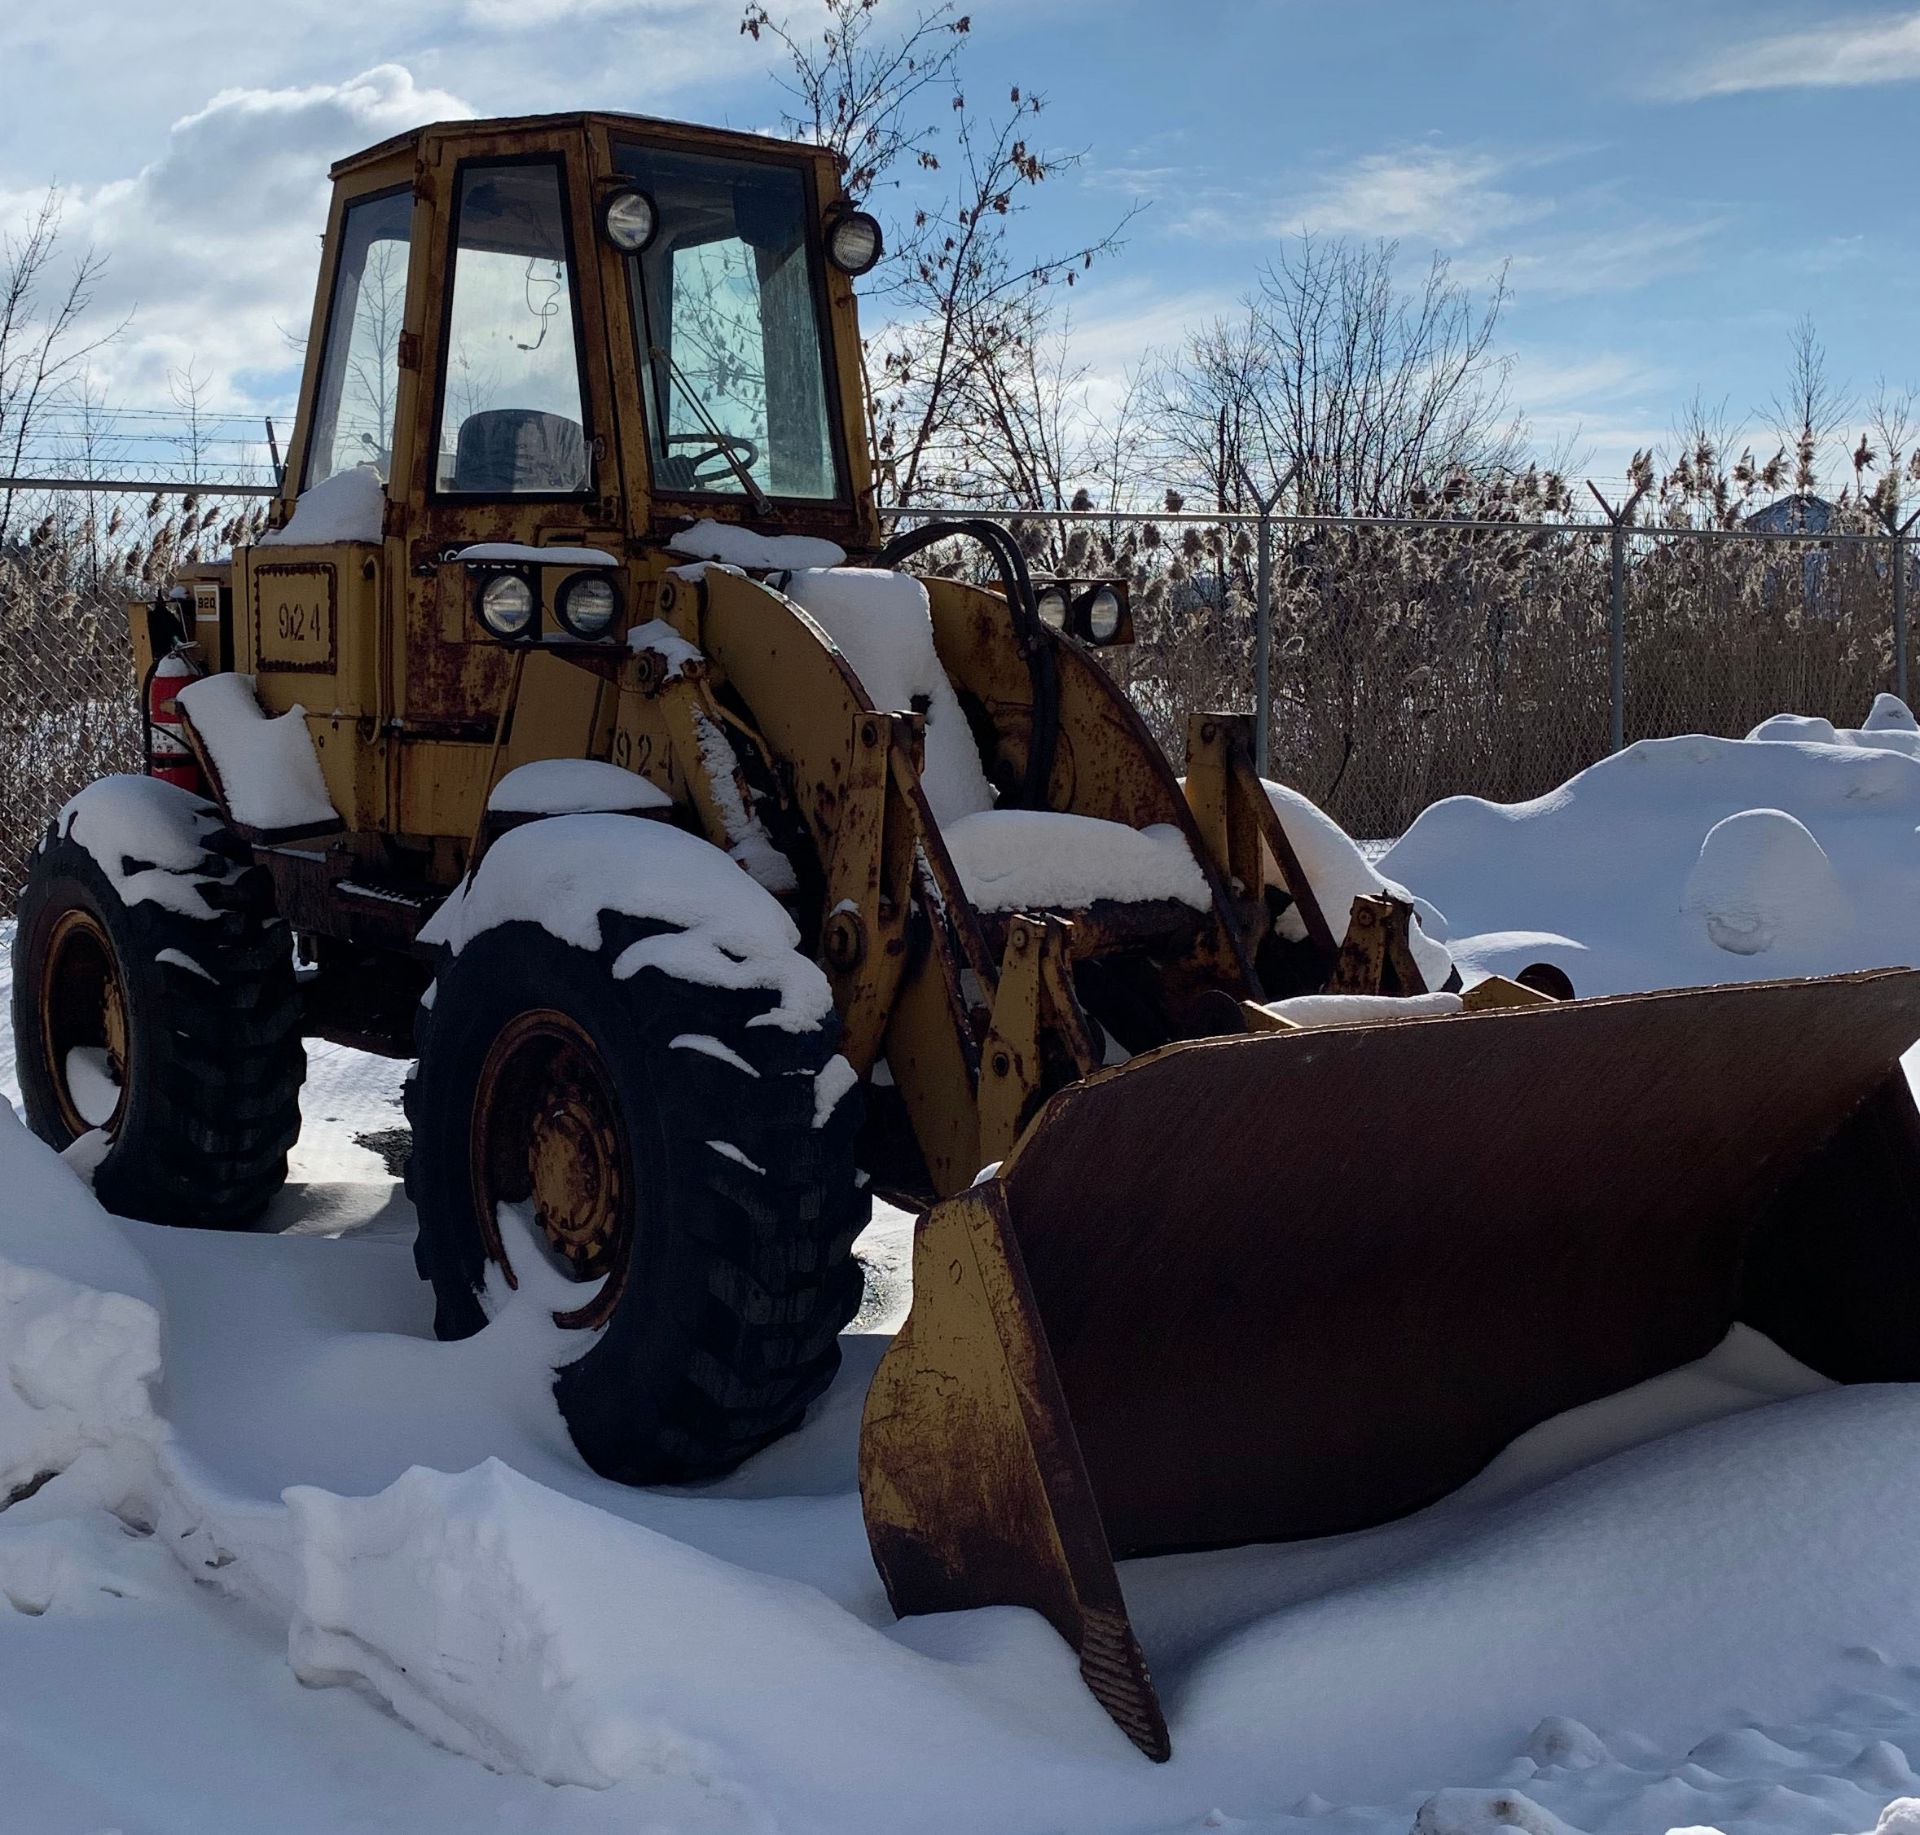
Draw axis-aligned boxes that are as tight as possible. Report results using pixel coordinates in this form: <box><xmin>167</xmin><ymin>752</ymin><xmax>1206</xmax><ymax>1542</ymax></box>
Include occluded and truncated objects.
<box><xmin>405</xmin><ymin>910</ymin><xmax>867</xmax><ymax>1484</ymax></box>
<box><xmin>12</xmin><ymin>783</ymin><xmax>305</xmax><ymax>1226</ymax></box>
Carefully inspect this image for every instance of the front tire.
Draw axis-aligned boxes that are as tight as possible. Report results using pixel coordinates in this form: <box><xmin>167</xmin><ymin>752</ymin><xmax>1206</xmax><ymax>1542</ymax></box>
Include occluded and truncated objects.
<box><xmin>12</xmin><ymin>779</ymin><xmax>305</xmax><ymax>1226</ymax></box>
<box><xmin>405</xmin><ymin>910</ymin><xmax>867</xmax><ymax>1484</ymax></box>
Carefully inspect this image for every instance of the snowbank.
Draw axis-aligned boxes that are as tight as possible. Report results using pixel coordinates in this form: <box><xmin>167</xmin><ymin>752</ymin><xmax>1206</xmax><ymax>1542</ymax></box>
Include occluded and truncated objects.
<box><xmin>418</xmin><ymin>813</ymin><xmax>832</xmax><ymax>1031</ymax></box>
<box><xmin>1382</xmin><ymin>709</ymin><xmax>1920</xmax><ymax>995</ymax></box>
<box><xmin>944</xmin><ymin>810</ymin><xmax>1209</xmax><ymax>911</ymax></box>
<box><xmin>260</xmin><ymin>463</ymin><xmax>384</xmax><ymax>546</ymax></box>
<box><xmin>6</xmin><ymin>1058</ymin><xmax>1920</xmax><ymax>1832</ymax></box>
<box><xmin>667</xmin><ymin>519</ymin><xmax>847</xmax><ymax>570</ymax></box>
<box><xmin>1680</xmin><ymin>807</ymin><xmax>1850</xmax><ymax>956</ymax></box>
<box><xmin>1749</xmin><ymin>692</ymin><xmax>1920</xmax><ymax>756</ymax></box>
<box><xmin>0</xmin><ymin>1104</ymin><xmax>162</xmax><ymax>1518</ymax></box>
<box><xmin>780</xmin><ymin>566</ymin><xmax>995</xmax><ymax>827</ymax></box>
<box><xmin>176</xmin><ymin>673</ymin><xmax>340</xmax><ymax>833</ymax></box>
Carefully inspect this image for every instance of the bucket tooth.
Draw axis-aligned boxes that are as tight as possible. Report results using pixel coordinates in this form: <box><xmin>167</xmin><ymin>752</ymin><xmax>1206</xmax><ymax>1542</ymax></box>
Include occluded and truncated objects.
<box><xmin>859</xmin><ymin>1183</ymin><xmax>1170</xmax><ymax>1760</ymax></box>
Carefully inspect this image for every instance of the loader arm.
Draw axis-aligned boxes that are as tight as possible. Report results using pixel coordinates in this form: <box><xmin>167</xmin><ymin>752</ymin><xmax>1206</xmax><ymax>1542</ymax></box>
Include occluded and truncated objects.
<box><xmin>670</xmin><ymin>565</ymin><xmax>1006</xmax><ymax>1193</ymax></box>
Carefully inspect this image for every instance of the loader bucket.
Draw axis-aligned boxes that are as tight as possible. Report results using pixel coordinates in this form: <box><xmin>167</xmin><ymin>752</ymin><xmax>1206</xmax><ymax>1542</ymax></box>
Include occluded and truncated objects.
<box><xmin>859</xmin><ymin>968</ymin><xmax>1920</xmax><ymax>1760</ymax></box>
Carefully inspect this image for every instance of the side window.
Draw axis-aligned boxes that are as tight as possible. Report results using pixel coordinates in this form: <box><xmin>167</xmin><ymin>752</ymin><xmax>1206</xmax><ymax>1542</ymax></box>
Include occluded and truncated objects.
<box><xmin>435</xmin><ymin>160</ymin><xmax>590</xmax><ymax>495</ymax></box>
<box><xmin>304</xmin><ymin>188</ymin><xmax>413</xmax><ymax>490</ymax></box>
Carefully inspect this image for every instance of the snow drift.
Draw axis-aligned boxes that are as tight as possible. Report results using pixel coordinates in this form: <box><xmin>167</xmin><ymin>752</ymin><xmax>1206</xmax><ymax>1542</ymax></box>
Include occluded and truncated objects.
<box><xmin>1383</xmin><ymin>706</ymin><xmax>1920</xmax><ymax>995</ymax></box>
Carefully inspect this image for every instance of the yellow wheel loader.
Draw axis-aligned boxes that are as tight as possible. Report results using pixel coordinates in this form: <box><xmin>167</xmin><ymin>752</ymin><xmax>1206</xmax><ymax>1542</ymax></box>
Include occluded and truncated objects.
<box><xmin>15</xmin><ymin>111</ymin><xmax>1920</xmax><ymax>1761</ymax></box>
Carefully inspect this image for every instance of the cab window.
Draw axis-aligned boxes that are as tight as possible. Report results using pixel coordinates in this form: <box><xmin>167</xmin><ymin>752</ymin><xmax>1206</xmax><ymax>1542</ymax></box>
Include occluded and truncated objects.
<box><xmin>305</xmin><ymin>187</ymin><xmax>413</xmax><ymax>490</ymax></box>
<box><xmin>615</xmin><ymin>142</ymin><xmax>841</xmax><ymax>502</ymax></box>
<box><xmin>435</xmin><ymin>159</ymin><xmax>591</xmax><ymax>495</ymax></box>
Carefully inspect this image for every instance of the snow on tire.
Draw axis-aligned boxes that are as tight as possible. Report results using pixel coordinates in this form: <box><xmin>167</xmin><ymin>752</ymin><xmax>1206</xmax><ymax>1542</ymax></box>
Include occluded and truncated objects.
<box><xmin>404</xmin><ymin>817</ymin><xmax>868</xmax><ymax>1484</ymax></box>
<box><xmin>11</xmin><ymin>775</ymin><xmax>305</xmax><ymax>1227</ymax></box>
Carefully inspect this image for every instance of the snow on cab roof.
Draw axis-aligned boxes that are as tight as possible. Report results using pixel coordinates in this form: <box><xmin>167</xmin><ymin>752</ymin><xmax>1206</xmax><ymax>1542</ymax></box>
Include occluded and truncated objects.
<box><xmin>331</xmin><ymin>110</ymin><xmax>834</xmax><ymax>180</ymax></box>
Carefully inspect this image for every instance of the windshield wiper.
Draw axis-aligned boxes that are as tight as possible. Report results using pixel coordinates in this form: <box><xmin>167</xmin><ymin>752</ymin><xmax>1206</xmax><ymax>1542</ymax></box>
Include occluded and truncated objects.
<box><xmin>647</xmin><ymin>344</ymin><xmax>774</xmax><ymax>516</ymax></box>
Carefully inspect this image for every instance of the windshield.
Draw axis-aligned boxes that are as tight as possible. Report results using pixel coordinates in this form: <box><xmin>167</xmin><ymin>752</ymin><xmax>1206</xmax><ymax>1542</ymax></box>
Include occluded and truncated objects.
<box><xmin>435</xmin><ymin>158</ymin><xmax>591</xmax><ymax>496</ymax></box>
<box><xmin>614</xmin><ymin>142</ymin><xmax>842</xmax><ymax>503</ymax></box>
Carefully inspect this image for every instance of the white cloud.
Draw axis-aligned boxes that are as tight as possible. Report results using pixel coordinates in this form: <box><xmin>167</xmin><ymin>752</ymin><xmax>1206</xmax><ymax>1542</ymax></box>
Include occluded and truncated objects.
<box><xmin>1164</xmin><ymin>143</ymin><xmax>1557</xmax><ymax>254</ymax></box>
<box><xmin>1503</xmin><ymin>216</ymin><xmax>1726</xmax><ymax>299</ymax></box>
<box><xmin>4</xmin><ymin>65</ymin><xmax>473</xmax><ymax>415</ymax></box>
<box><xmin>1665</xmin><ymin>9</ymin><xmax>1920</xmax><ymax>98</ymax></box>
<box><xmin>1281</xmin><ymin>146</ymin><xmax>1544</xmax><ymax>247</ymax></box>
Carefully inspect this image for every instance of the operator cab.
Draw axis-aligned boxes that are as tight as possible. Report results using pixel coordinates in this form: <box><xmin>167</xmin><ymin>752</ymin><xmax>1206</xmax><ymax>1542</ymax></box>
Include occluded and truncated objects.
<box><xmin>288</xmin><ymin>111</ymin><xmax>882</xmax><ymax>548</ymax></box>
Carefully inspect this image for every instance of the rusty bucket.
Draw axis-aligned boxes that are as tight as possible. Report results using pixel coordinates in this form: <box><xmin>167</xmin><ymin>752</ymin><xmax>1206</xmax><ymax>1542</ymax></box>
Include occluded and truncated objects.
<box><xmin>859</xmin><ymin>969</ymin><xmax>1920</xmax><ymax>1758</ymax></box>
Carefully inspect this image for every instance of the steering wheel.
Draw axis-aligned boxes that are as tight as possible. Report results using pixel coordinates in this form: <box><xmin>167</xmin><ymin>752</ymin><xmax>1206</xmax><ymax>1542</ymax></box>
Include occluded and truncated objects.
<box><xmin>664</xmin><ymin>431</ymin><xmax>761</xmax><ymax>489</ymax></box>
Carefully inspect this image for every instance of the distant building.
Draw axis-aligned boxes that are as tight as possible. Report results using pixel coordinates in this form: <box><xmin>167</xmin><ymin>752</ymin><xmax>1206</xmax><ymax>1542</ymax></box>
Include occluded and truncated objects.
<box><xmin>1743</xmin><ymin>492</ymin><xmax>1832</xmax><ymax>536</ymax></box>
<box><xmin>1742</xmin><ymin>493</ymin><xmax>1836</xmax><ymax>608</ymax></box>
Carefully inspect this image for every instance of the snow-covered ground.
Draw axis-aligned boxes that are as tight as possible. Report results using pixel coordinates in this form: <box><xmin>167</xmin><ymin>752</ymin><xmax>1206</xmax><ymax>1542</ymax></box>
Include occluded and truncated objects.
<box><xmin>10</xmin><ymin>706</ymin><xmax>1920</xmax><ymax>1835</ymax></box>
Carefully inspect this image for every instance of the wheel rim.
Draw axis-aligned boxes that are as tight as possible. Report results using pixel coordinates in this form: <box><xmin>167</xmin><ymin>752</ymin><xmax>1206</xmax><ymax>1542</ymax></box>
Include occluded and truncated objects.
<box><xmin>39</xmin><ymin>907</ymin><xmax>129</xmax><ymax>1138</ymax></box>
<box><xmin>469</xmin><ymin>1009</ymin><xmax>635</xmax><ymax>1330</ymax></box>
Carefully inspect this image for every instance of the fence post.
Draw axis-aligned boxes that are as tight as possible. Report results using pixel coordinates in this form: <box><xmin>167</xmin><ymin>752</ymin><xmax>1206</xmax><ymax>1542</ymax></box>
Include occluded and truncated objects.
<box><xmin>1238</xmin><ymin>461</ymin><xmax>1297</xmax><ymax>779</ymax></box>
<box><xmin>1888</xmin><ymin>508</ymin><xmax>1920</xmax><ymax>706</ymax></box>
<box><xmin>1588</xmin><ymin>481</ymin><xmax>1649</xmax><ymax>753</ymax></box>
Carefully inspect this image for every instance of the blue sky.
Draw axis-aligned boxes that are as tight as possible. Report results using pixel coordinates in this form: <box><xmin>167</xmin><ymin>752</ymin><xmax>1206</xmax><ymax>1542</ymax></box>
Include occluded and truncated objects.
<box><xmin>3</xmin><ymin>0</ymin><xmax>1916</xmax><ymax>494</ymax></box>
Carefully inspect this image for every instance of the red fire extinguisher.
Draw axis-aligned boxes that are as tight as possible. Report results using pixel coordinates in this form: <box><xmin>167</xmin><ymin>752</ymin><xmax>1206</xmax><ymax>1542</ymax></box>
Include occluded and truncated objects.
<box><xmin>144</xmin><ymin>647</ymin><xmax>206</xmax><ymax>793</ymax></box>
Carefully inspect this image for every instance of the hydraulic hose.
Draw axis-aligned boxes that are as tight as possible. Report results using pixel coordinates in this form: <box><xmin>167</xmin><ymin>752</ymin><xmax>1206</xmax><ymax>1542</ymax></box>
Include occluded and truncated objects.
<box><xmin>874</xmin><ymin>518</ymin><xmax>1060</xmax><ymax>809</ymax></box>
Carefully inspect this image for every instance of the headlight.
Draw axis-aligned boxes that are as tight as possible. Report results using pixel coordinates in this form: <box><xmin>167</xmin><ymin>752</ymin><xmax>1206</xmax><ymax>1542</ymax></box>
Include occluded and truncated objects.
<box><xmin>477</xmin><ymin>572</ymin><xmax>535</xmax><ymax>639</ymax></box>
<box><xmin>555</xmin><ymin>571</ymin><xmax>619</xmax><ymax>640</ymax></box>
<box><xmin>1085</xmin><ymin>584</ymin><xmax>1123</xmax><ymax>643</ymax></box>
<box><xmin>826</xmin><ymin>209</ymin><xmax>883</xmax><ymax>277</ymax></box>
<box><xmin>1034</xmin><ymin>583</ymin><xmax>1069</xmax><ymax>632</ymax></box>
<box><xmin>601</xmin><ymin>187</ymin><xmax>658</xmax><ymax>254</ymax></box>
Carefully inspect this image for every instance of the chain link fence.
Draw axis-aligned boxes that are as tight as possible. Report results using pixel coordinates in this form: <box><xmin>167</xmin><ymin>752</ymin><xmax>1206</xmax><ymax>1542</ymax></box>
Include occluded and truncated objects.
<box><xmin>886</xmin><ymin>507</ymin><xmax>1912</xmax><ymax>842</ymax></box>
<box><xmin>0</xmin><ymin>479</ymin><xmax>1909</xmax><ymax>903</ymax></box>
<box><xmin>0</xmin><ymin>481</ymin><xmax>274</xmax><ymax>901</ymax></box>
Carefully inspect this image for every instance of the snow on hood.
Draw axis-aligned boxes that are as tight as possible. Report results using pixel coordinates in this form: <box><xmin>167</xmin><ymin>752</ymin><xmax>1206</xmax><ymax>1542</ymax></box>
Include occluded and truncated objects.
<box><xmin>259</xmin><ymin>464</ymin><xmax>384</xmax><ymax>546</ymax></box>
<box><xmin>485</xmin><ymin>758</ymin><xmax>671</xmax><ymax>817</ymax></box>
<box><xmin>666</xmin><ymin>519</ymin><xmax>847</xmax><ymax>570</ymax></box>
<box><xmin>1382</xmin><ymin>702</ymin><xmax>1920</xmax><ymax>996</ymax></box>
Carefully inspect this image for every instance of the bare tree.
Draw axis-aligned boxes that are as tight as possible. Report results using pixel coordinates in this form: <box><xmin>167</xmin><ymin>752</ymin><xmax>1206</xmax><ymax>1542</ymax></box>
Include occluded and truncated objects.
<box><xmin>1857</xmin><ymin>379</ymin><xmax>1919</xmax><ymax>527</ymax></box>
<box><xmin>1765</xmin><ymin>314</ymin><xmax>1850</xmax><ymax>495</ymax></box>
<box><xmin>1142</xmin><ymin>305</ymin><xmax>1285</xmax><ymax>517</ymax></box>
<box><xmin>0</xmin><ymin>191</ymin><xmax>119</xmax><ymax>543</ymax></box>
<box><xmin>168</xmin><ymin>359</ymin><xmax>214</xmax><ymax>485</ymax></box>
<box><xmin>743</xmin><ymin>0</ymin><xmax>1136</xmax><ymax>506</ymax></box>
<box><xmin>1145</xmin><ymin>239</ymin><xmax>1517</xmax><ymax>523</ymax></box>
<box><xmin>742</xmin><ymin>0</ymin><xmax>969</xmax><ymax>245</ymax></box>
<box><xmin>1259</xmin><ymin>238</ymin><xmax>1516</xmax><ymax>517</ymax></box>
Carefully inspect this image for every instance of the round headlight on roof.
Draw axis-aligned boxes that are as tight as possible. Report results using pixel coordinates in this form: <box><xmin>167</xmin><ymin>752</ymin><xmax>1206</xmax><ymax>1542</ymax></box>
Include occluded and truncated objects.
<box><xmin>555</xmin><ymin>571</ymin><xmax>619</xmax><ymax>640</ymax></box>
<box><xmin>601</xmin><ymin>187</ymin><xmax>659</xmax><ymax>254</ymax></box>
<box><xmin>1034</xmin><ymin>583</ymin><xmax>1069</xmax><ymax>632</ymax></box>
<box><xmin>477</xmin><ymin>571</ymin><xmax>535</xmax><ymax>639</ymax></box>
<box><xmin>826</xmin><ymin>209</ymin><xmax>884</xmax><ymax>277</ymax></box>
<box><xmin>1085</xmin><ymin>584</ymin><xmax>1123</xmax><ymax>643</ymax></box>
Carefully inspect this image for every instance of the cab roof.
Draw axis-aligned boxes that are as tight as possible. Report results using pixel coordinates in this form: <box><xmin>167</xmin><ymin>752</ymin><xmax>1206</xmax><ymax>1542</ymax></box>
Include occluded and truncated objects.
<box><xmin>330</xmin><ymin>110</ymin><xmax>833</xmax><ymax>181</ymax></box>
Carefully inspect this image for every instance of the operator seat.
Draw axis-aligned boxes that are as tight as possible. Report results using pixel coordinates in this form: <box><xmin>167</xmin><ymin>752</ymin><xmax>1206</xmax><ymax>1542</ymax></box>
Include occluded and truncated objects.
<box><xmin>452</xmin><ymin>409</ymin><xmax>587</xmax><ymax>494</ymax></box>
